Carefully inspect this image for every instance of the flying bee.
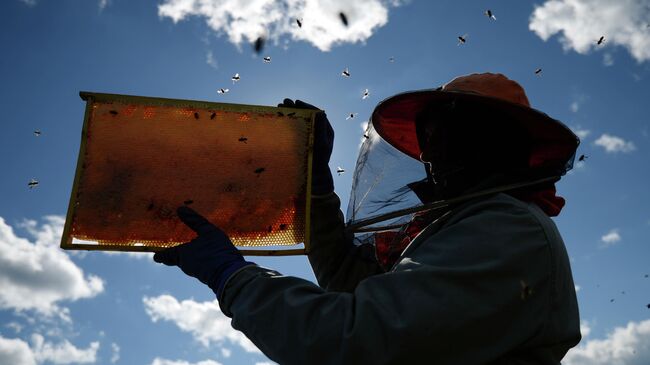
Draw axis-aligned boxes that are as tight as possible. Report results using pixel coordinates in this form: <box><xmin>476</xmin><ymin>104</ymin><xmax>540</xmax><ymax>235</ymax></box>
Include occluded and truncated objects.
<box><xmin>194</xmin><ymin>112</ymin><xmax>199</xmax><ymax>120</ymax></box>
<box><xmin>336</xmin><ymin>166</ymin><xmax>345</xmax><ymax>175</ymax></box>
<box><xmin>389</xmin><ymin>56</ymin><xmax>395</xmax><ymax>63</ymax></box>
<box><xmin>277</xmin><ymin>111</ymin><xmax>285</xmax><ymax>117</ymax></box>
<box><xmin>363</xmin><ymin>133</ymin><xmax>370</xmax><ymax>139</ymax></box>
<box><xmin>210</xmin><ymin>112</ymin><xmax>217</xmax><ymax>120</ymax></box>
<box><xmin>183</xmin><ymin>199</ymin><xmax>194</xmax><ymax>205</ymax></box>
<box><xmin>254</xmin><ymin>167</ymin><xmax>265</xmax><ymax>175</ymax></box>
<box><xmin>485</xmin><ymin>9</ymin><xmax>496</xmax><ymax>20</ymax></box>
<box><xmin>263</xmin><ymin>56</ymin><xmax>272</xmax><ymax>63</ymax></box>
<box><xmin>535</xmin><ymin>68</ymin><xmax>542</xmax><ymax>76</ymax></box>
<box><xmin>362</xmin><ymin>88</ymin><xmax>369</xmax><ymax>99</ymax></box>
<box><xmin>238</xmin><ymin>136</ymin><xmax>248</xmax><ymax>143</ymax></box>
<box><xmin>287</xmin><ymin>112</ymin><xmax>296</xmax><ymax>117</ymax></box>
<box><xmin>597</xmin><ymin>36</ymin><xmax>605</xmax><ymax>45</ymax></box>
<box><xmin>33</xmin><ymin>129</ymin><xmax>41</xmax><ymax>136</ymax></box>
<box><xmin>253</xmin><ymin>36</ymin><xmax>265</xmax><ymax>54</ymax></box>
<box><xmin>346</xmin><ymin>113</ymin><xmax>358</xmax><ymax>120</ymax></box>
<box><xmin>231</xmin><ymin>73</ymin><xmax>240</xmax><ymax>83</ymax></box>
<box><xmin>279</xmin><ymin>223</ymin><xmax>288</xmax><ymax>230</ymax></box>
<box><xmin>296</xmin><ymin>18</ymin><xmax>303</xmax><ymax>28</ymax></box>
<box><xmin>28</xmin><ymin>178</ymin><xmax>39</xmax><ymax>189</ymax></box>
<box><xmin>217</xmin><ymin>88</ymin><xmax>229</xmax><ymax>94</ymax></box>
<box><xmin>109</xmin><ymin>110</ymin><xmax>118</xmax><ymax>116</ymax></box>
<box><xmin>341</xmin><ymin>67</ymin><xmax>351</xmax><ymax>77</ymax></box>
<box><xmin>457</xmin><ymin>34</ymin><xmax>468</xmax><ymax>45</ymax></box>
<box><xmin>578</xmin><ymin>154</ymin><xmax>588</xmax><ymax>162</ymax></box>
<box><xmin>339</xmin><ymin>12</ymin><xmax>349</xmax><ymax>27</ymax></box>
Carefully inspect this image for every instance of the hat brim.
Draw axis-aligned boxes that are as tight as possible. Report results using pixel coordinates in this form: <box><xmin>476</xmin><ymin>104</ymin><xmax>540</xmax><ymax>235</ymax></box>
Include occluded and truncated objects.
<box><xmin>371</xmin><ymin>89</ymin><xmax>580</xmax><ymax>174</ymax></box>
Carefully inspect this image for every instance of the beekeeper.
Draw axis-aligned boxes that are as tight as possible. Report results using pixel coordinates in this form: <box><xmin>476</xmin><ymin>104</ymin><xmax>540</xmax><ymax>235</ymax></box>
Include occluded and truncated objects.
<box><xmin>154</xmin><ymin>73</ymin><xmax>582</xmax><ymax>365</ymax></box>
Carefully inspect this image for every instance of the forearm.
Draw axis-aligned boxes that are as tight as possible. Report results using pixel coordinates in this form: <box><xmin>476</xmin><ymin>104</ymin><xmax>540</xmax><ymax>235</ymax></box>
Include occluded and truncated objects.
<box><xmin>309</xmin><ymin>192</ymin><xmax>382</xmax><ymax>292</ymax></box>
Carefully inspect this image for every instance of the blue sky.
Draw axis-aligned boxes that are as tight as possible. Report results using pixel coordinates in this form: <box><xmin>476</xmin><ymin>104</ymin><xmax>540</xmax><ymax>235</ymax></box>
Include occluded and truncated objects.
<box><xmin>1</xmin><ymin>0</ymin><xmax>649</xmax><ymax>364</ymax></box>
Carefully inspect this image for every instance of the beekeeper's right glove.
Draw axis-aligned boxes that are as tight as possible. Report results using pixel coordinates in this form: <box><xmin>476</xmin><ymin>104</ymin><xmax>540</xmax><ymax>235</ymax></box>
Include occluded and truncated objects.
<box><xmin>278</xmin><ymin>99</ymin><xmax>334</xmax><ymax>195</ymax></box>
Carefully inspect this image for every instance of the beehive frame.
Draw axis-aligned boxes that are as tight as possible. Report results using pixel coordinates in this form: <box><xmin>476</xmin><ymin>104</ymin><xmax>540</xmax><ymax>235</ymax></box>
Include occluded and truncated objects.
<box><xmin>60</xmin><ymin>92</ymin><xmax>315</xmax><ymax>256</ymax></box>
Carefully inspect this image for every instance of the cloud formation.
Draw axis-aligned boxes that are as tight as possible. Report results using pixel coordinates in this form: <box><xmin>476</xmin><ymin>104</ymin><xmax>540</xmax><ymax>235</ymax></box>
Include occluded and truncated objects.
<box><xmin>143</xmin><ymin>295</ymin><xmax>259</xmax><ymax>353</ymax></box>
<box><xmin>529</xmin><ymin>0</ymin><xmax>650</xmax><ymax>63</ymax></box>
<box><xmin>0</xmin><ymin>334</ymin><xmax>99</xmax><ymax>365</ymax></box>
<box><xmin>151</xmin><ymin>358</ymin><xmax>223</xmax><ymax>365</ymax></box>
<box><xmin>563</xmin><ymin>319</ymin><xmax>650</xmax><ymax>365</ymax></box>
<box><xmin>157</xmin><ymin>0</ymin><xmax>403</xmax><ymax>51</ymax></box>
<box><xmin>594</xmin><ymin>133</ymin><xmax>636</xmax><ymax>153</ymax></box>
<box><xmin>0</xmin><ymin>216</ymin><xmax>104</xmax><ymax>320</ymax></box>
<box><xmin>600</xmin><ymin>228</ymin><xmax>621</xmax><ymax>247</ymax></box>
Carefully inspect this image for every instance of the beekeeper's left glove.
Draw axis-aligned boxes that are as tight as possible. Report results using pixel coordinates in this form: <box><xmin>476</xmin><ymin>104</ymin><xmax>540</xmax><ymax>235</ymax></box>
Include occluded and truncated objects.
<box><xmin>153</xmin><ymin>206</ymin><xmax>255</xmax><ymax>299</ymax></box>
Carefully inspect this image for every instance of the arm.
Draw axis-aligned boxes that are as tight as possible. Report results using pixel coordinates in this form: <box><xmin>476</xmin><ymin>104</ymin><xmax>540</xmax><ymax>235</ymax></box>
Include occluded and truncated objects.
<box><xmin>220</xmin><ymin>198</ymin><xmax>578</xmax><ymax>365</ymax></box>
<box><xmin>308</xmin><ymin>191</ymin><xmax>382</xmax><ymax>292</ymax></box>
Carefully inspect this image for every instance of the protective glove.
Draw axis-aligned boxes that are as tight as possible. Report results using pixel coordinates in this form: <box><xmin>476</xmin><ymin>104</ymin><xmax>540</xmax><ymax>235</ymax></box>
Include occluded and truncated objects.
<box><xmin>278</xmin><ymin>99</ymin><xmax>334</xmax><ymax>195</ymax></box>
<box><xmin>153</xmin><ymin>206</ymin><xmax>255</xmax><ymax>299</ymax></box>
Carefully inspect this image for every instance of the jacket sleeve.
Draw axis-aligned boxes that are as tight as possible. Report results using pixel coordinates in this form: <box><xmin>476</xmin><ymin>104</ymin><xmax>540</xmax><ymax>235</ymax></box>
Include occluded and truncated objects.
<box><xmin>219</xmin><ymin>197</ymin><xmax>580</xmax><ymax>365</ymax></box>
<box><xmin>307</xmin><ymin>192</ymin><xmax>382</xmax><ymax>292</ymax></box>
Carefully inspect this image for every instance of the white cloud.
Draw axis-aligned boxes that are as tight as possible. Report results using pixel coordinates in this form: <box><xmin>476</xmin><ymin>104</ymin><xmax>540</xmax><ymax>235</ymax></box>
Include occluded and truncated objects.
<box><xmin>0</xmin><ymin>334</ymin><xmax>99</xmax><ymax>365</ymax></box>
<box><xmin>563</xmin><ymin>319</ymin><xmax>650</xmax><ymax>365</ymax></box>
<box><xmin>254</xmin><ymin>362</ymin><xmax>276</xmax><ymax>365</ymax></box>
<box><xmin>603</xmin><ymin>52</ymin><xmax>614</xmax><ymax>66</ymax></box>
<box><xmin>570</xmin><ymin>101</ymin><xmax>580</xmax><ymax>113</ymax></box>
<box><xmin>601</xmin><ymin>228</ymin><xmax>621</xmax><ymax>247</ymax></box>
<box><xmin>219</xmin><ymin>348</ymin><xmax>231</xmax><ymax>358</ymax></box>
<box><xmin>31</xmin><ymin>334</ymin><xmax>100</xmax><ymax>364</ymax></box>
<box><xmin>20</xmin><ymin>0</ymin><xmax>37</xmax><ymax>6</ymax></box>
<box><xmin>594</xmin><ymin>133</ymin><xmax>636</xmax><ymax>153</ymax></box>
<box><xmin>575</xmin><ymin>284</ymin><xmax>581</xmax><ymax>292</ymax></box>
<box><xmin>0</xmin><ymin>216</ymin><xmax>104</xmax><ymax>320</ymax></box>
<box><xmin>110</xmin><ymin>343</ymin><xmax>120</xmax><ymax>363</ymax></box>
<box><xmin>0</xmin><ymin>336</ymin><xmax>36</xmax><ymax>365</ymax></box>
<box><xmin>143</xmin><ymin>295</ymin><xmax>259</xmax><ymax>353</ymax></box>
<box><xmin>6</xmin><ymin>321</ymin><xmax>23</xmax><ymax>333</ymax></box>
<box><xmin>581</xmin><ymin>320</ymin><xmax>592</xmax><ymax>337</ymax></box>
<box><xmin>529</xmin><ymin>0</ymin><xmax>650</xmax><ymax>63</ymax></box>
<box><xmin>151</xmin><ymin>358</ymin><xmax>223</xmax><ymax>365</ymax></box>
<box><xmin>157</xmin><ymin>0</ymin><xmax>404</xmax><ymax>52</ymax></box>
<box><xmin>99</xmin><ymin>0</ymin><xmax>109</xmax><ymax>10</ymax></box>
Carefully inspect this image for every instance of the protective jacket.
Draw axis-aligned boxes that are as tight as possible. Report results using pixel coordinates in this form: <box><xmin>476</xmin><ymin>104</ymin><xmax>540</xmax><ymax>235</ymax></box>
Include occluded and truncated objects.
<box><xmin>219</xmin><ymin>191</ymin><xmax>581</xmax><ymax>365</ymax></box>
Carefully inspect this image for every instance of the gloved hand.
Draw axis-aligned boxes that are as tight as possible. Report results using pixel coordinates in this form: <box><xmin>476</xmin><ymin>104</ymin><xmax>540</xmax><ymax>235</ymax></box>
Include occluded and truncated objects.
<box><xmin>278</xmin><ymin>99</ymin><xmax>334</xmax><ymax>195</ymax></box>
<box><xmin>153</xmin><ymin>206</ymin><xmax>255</xmax><ymax>299</ymax></box>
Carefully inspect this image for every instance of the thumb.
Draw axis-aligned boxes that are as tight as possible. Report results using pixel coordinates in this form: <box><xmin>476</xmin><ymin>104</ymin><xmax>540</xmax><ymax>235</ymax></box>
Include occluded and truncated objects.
<box><xmin>153</xmin><ymin>246</ymin><xmax>181</xmax><ymax>266</ymax></box>
<box><xmin>177</xmin><ymin>206</ymin><xmax>219</xmax><ymax>236</ymax></box>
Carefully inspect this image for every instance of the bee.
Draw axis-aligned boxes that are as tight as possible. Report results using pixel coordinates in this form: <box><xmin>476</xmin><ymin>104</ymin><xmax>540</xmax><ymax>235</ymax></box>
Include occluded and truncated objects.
<box><xmin>254</xmin><ymin>36</ymin><xmax>265</xmax><ymax>54</ymax></box>
<box><xmin>232</xmin><ymin>73</ymin><xmax>240</xmax><ymax>83</ymax></box>
<box><xmin>363</xmin><ymin>133</ymin><xmax>370</xmax><ymax>139</ymax></box>
<box><xmin>28</xmin><ymin>178</ymin><xmax>39</xmax><ymax>189</ymax></box>
<box><xmin>217</xmin><ymin>88</ymin><xmax>230</xmax><ymax>94</ymax></box>
<box><xmin>210</xmin><ymin>112</ymin><xmax>217</xmax><ymax>120</ymax></box>
<box><xmin>296</xmin><ymin>18</ymin><xmax>303</xmax><ymax>28</ymax></box>
<box><xmin>33</xmin><ymin>129</ymin><xmax>41</xmax><ymax>136</ymax></box>
<box><xmin>341</xmin><ymin>67</ymin><xmax>351</xmax><ymax>77</ymax></box>
<box><xmin>339</xmin><ymin>12</ymin><xmax>349</xmax><ymax>27</ymax></box>
<box><xmin>279</xmin><ymin>223</ymin><xmax>288</xmax><ymax>230</ymax></box>
<box><xmin>597</xmin><ymin>36</ymin><xmax>605</xmax><ymax>45</ymax></box>
<box><xmin>346</xmin><ymin>113</ymin><xmax>358</xmax><ymax>120</ymax></box>
<box><xmin>485</xmin><ymin>9</ymin><xmax>496</xmax><ymax>20</ymax></box>
<box><xmin>535</xmin><ymin>68</ymin><xmax>543</xmax><ymax>76</ymax></box>
<box><xmin>457</xmin><ymin>34</ymin><xmax>468</xmax><ymax>45</ymax></box>
<box><xmin>263</xmin><ymin>56</ymin><xmax>272</xmax><ymax>63</ymax></box>
<box><xmin>147</xmin><ymin>201</ymin><xmax>155</xmax><ymax>211</ymax></box>
<box><xmin>287</xmin><ymin>112</ymin><xmax>296</xmax><ymax>117</ymax></box>
<box><xmin>610</xmin><ymin>299</ymin><xmax>615</xmax><ymax>303</ymax></box>
<box><xmin>277</xmin><ymin>111</ymin><xmax>285</xmax><ymax>117</ymax></box>
<box><xmin>336</xmin><ymin>166</ymin><xmax>345</xmax><ymax>175</ymax></box>
<box><xmin>194</xmin><ymin>112</ymin><xmax>199</xmax><ymax>120</ymax></box>
<box><xmin>109</xmin><ymin>110</ymin><xmax>118</xmax><ymax>116</ymax></box>
<box><xmin>520</xmin><ymin>280</ymin><xmax>533</xmax><ymax>300</ymax></box>
<box><xmin>238</xmin><ymin>136</ymin><xmax>248</xmax><ymax>143</ymax></box>
<box><xmin>183</xmin><ymin>199</ymin><xmax>194</xmax><ymax>205</ymax></box>
<box><xmin>578</xmin><ymin>154</ymin><xmax>588</xmax><ymax>162</ymax></box>
<box><xmin>254</xmin><ymin>167</ymin><xmax>265</xmax><ymax>175</ymax></box>
<box><xmin>267</xmin><ymin>225</ymin><xmax>273</xmax><ymax>232</ymax></box>
<box><xmin>389</xmin><ymin>56</ymin><xmax>395</xmax><ymax>63</ymax></box>
<box><xmin>362</xmin><ymin>88</ymin><xmax>369</xmax><ymax>99</ymax></box>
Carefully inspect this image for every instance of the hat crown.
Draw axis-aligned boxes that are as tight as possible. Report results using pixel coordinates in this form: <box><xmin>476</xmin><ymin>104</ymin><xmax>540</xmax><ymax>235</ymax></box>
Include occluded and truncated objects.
<box><xmin>443</xmin><ymin>73</ymin><xmax>531</xmax><ymax>108</ymax></box>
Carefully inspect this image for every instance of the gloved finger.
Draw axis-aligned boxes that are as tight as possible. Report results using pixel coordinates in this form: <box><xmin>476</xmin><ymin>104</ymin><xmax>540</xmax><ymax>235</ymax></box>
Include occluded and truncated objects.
<box><xmin>294</xmin><ymin>100</ymin><xmax>318</xmax><ymax>110</ymax></box>
<box><xmin>177</xmin><ymin>206</ymin><xmax>220</xmax><ymax>236</ymax></box>
<box><xmin>153</xmin><ymin>245</ymin><xmax>181</xmax><ymax>266</ymax></box>
<box><xmin>277</xmin><ymin>98</ymin><xmax>295</xmax><ymax>108</ymax></box>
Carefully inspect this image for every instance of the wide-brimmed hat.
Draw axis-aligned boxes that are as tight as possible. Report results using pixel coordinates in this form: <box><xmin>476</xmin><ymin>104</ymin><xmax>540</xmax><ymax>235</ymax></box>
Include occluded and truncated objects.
<box><xmin>371</xmin><ymin>73</ymin><xmax>580</xmax><ymax>176</ymax></box>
